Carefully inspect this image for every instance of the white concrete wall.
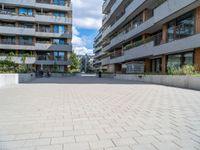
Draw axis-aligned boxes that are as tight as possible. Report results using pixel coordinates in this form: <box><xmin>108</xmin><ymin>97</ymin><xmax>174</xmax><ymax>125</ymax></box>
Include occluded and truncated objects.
<box><xmin>0</xmin><ymin>73</ymin><xmax>35</xmax><ymax>88</ymax></box>
<box><xmin>115</xmin><ymin>74</ymin><xmax>200</xmax><ymax>90</ymax></box>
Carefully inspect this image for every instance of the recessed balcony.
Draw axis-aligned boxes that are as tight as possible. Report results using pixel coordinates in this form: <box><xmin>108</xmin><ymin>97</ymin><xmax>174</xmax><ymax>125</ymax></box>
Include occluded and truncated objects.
<box><xmin>0</xmin><ymin>40</ymin><xmax>35</xmax><ymax>50</ymax></box>
<box><xmin>0</xmin><ymin>0</ymin><xmax>35</xmax><ymax>7</ymax></box>
<box><xmin>35</xmin><ymin>43</ymin><xmax>72</xmax><ymax>51</ymax></box>
<box><xmin>0</xmin><ymin>26</ymin><xmax>35</xmax><ymax>36</ymax></box>
<box><xmin>36</xmin><ymin>0</ymin><xmax>72</xmax><ymax>11</ymax></box>
<box><xmin>35</xmin><ymin>14</ymin><xmax>72</xmax><ymax>24</ymax></box>
<box><xmin>0</xmin><ymin>10</ymin><xmax>34</xmax><ymax>22</ymax></box>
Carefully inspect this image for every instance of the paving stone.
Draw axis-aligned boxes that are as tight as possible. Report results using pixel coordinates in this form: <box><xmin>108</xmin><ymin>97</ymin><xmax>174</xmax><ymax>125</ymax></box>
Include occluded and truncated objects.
<box><xmin>51</xmin><ymin>136</ymin><xmax>75</xmax><ymax>144</ymax></box>
<box><xmin>0</xmin><ymin>76</ymin><xmax>200</xmax><ymax>150</ymax></box>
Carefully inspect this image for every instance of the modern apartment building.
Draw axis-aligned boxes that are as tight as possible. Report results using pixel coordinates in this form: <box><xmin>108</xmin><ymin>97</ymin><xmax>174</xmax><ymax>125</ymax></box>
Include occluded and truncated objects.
<box><xmin>94</xmin><ymin>0</ymin><xmax>200</xmax><ymax>74</ymax></box>
<box><xmin>0</xmin><ymin>0</ymin><xmax>72</xmax><ymax>72</ymax></box>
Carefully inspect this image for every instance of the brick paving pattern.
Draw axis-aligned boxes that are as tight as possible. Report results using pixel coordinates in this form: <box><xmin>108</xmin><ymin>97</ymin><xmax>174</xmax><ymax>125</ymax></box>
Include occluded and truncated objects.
<box><xmin>0</xmin><ymin>76</ymin><xmax>200</xmax><ymax>150</ymax></box>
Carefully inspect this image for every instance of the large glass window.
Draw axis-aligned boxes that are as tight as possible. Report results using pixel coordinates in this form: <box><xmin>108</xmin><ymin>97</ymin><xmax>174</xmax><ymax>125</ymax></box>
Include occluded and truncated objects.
<box><xmin>167</xmin><ymin>11</ymin><xmax>195</xmax><ymax>42</ymax></box>
<box><xmin>53</xmin><ymin>39</ymin><xmax>65</xmax><ymax>45</ymax></box>
<box><xmin>184</xmin><ymin>53</ymin><xmax>193</xmax><ymax>65</ymax></box>
<box><xmin>53</xmin><ymin>0</ymin><xmax>65</xmax><ymax>5</ymax></box>
<box><xmin>167</xmin><ymin>52</ymin><xmax>194</xmax><ymax>69</ymax></box>
<box><xmin>54</xmin><ymin>52</ymin><xmax>65</xmax><ymax>61</ymax></box>
<box><xmin>19</xmin><ymin>8</ymin><xmax>33</xmax><ymax>16</ymax></box>
<box><xmin>53</xmin><ymin>25</ymin><xmax>65</xmax><ymax>33</ymax></box>
<box><xmin>19</xmin><ymin>36</ymin><xmax>33</xmax><ymax>45</ymax></box>
<box><xmin>53</xmin><ymin>11</ymin><xmax>65</xmax><ymax>17</ymax></box>
<box><xmin>151</xmin><ymin>58</ymin><xmax>162</xmax><ymax>73</ymax></box>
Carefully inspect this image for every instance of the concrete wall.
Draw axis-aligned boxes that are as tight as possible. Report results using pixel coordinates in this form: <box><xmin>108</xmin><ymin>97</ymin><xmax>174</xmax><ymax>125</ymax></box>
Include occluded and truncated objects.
<box><xmin>115</xmin><ymin>74</ymin><xmax>200</xmax><ymax>90</ymax></box>
<box><xmin>0</xmin><ymin>73</ymin><xmax>35</xmax><ymax>88</ymax></box>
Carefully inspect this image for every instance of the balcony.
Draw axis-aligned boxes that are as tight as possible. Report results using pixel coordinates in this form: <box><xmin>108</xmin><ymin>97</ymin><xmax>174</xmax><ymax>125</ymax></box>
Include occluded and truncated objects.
<box><xmin>103</xmin><ymin>17</ymin><xmax>155</xmax><ymax>52</ymax></box>
<box><xmin>102</xmin><ymin>0</ymin><xmax>146</xmax><ymax>39</ymax></box>
<box><xmin>35</xmin><ymin>59</ymin><xmax>71</xmax><ymax>65</ymax></box>
<box><xmin>124</xmin><ymin>41</ymin><xmax>154</xmax><ymax>61</ymax></box>
<box><xmin>103</xmin><ymin>0</ymin><xmax>123</xmax><ymax>24</ymax></box>
<box><xmin>0</xmin><ymin>40</ymin><xmax>35</xmax><ymax>50</ymax></box>
<box><xmin>35</xmin><ymin>43</ymin><xmax>72</xmax><ymax>51</ymax></box>
<box><xmin>0</xmin><ymin>0</ymin><xmax>35</xmax><ymax>7</ymax></box>
<box><xmin>103</xmin><ymin>0</ymin><xmax>115</xmax><ymax>14</ymax></box>
<box><xmin>35</xmin><ymin>14</ymin><xmax>72</xmax><ymax>24</ymax></box>
<box><xmin>0</xmin><ymin>55</ymin><xmax>36</xmax><ymax>64</ymax></box>
<box><xmin>36</xmin><ymin>0</ymin><xmax>72</xmax><ymax>11</ymax></box>
<box><xmin>35</xmin><ymin>55</ymin><xmax>70</xmax><ymax>65</ymax></box>
<box><xmin>101</xmin><ymin>57</ymin><xmax>110</xmax><ymax>65</ymax></box>
<box><xmin>35</xmin><ymin>30</ymin><xmax>72</xmax><ymax>38</ymax></box>
<box><xmin>0</xmin><ymin>10</ymin><xmax>34</xmax><ymax>22</ymax></box>
<box><xmin>0</xmin><ymin>26</ymin><xmax>35</xmax><ymax>36</ymax></box>
<box><xmin>154</xmin><ymin>33</ymin><xmax>200</xmax><ymax>56</ymax></box>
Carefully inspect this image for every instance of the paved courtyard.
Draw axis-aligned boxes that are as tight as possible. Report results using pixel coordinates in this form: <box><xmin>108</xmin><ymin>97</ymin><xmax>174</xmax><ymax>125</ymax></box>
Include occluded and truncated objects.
<box><xmin>0</xmin><ymin>76</ymin><xmax>200</xmax><ymax>150</ymax></box>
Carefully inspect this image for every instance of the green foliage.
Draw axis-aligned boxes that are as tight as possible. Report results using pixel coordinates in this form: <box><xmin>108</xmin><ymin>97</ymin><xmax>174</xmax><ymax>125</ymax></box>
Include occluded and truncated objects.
<box><xmin>65</xmin><ymin>69</ymin><xmax>80</xmax><ymax>74</ymax></box>
<box><xmin>21</xmin><ymin>53</ymin><xmax>30</xmax><ymax>64</ymax></box>
<box><xmin>70</xmin><ymin>52</ymin><xmax>80</xmax><ymax>70</ymax></box>
<box><xmin>53</xmin><ymin>63</ymin><xmax>58</xmax><ymax>72</ymax></box>
<box><xmin>0</xmin><ymin>59</ymin><xmax>17</xmax><ymax>73</ymax></box>
<box><xmin>0</xmin><ymin>59</ymin><xmax>29</xmax><ymax>74</ymax></box>
<box><xmin>124</xmin><ymin>37</ymin><xmax>153</xmax><ymax>50</ymax></box>
<box><xmin>167</xmin><ymin>65</ymin><xmax>197</xmax><ymax>75</ymax></box>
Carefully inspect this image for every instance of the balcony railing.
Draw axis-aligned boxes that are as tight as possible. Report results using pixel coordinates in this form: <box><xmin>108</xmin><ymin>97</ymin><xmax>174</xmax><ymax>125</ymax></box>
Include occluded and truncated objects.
<box><xmin>124</xmin><ymin>37</ymin><xmax>153</xmax><ymax>51</ymax></box>
<box><xmin>0</xmin><ymin>40</ymin><xmax>33</xmax><ymax>45</ymax></box>
<box><xmin>154</xmin><ymin>22</ymin><xmax>196</xmax><ymax>46</ymax></box>
<box><xmin>36</xmin><ymin>0</ymin><xmax>71</xmax><ymax>6</ymax></box>
<box><xmin>110</xmin><ymin>51</ymin><xmax>123</xmax><ymax>59</ymax></box>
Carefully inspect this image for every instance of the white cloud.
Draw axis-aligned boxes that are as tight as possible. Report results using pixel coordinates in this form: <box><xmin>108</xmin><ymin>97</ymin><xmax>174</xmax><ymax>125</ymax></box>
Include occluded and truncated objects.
<box><xmin>72</xmin><ymin>0</ymin><xmax>103</xmax><ymax>29</ymax></box>
<box><xmin>73</xmin><ymin>47</ymin><xmax>94</xmax><ymax>55</ymax></box>
<box><xmin>72</xmin><ymin>0</ymin><xmax>103</xmax><ymax>55</ymax></box>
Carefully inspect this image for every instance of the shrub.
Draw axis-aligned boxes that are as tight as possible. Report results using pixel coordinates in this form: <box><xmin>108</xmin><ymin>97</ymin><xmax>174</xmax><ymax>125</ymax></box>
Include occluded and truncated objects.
<box><xmin>167</xmin><ymin>65</ymin><xmax>196</xmax><ymax>75</ymax></box>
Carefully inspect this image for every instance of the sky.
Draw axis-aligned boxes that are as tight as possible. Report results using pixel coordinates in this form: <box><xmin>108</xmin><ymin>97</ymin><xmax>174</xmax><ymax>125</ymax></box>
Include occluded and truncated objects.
<box><xmin>72</xmin><ymin>0</ymin><xmax>103</xmax><ymax>55</ymax></box>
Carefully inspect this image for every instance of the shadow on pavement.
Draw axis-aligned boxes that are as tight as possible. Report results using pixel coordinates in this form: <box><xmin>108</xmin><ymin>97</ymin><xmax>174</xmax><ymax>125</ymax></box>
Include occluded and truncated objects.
<box><xmin>26</xmin><ymin>75</ymin><xmax>147</xmax><ymax>85</ymax></box>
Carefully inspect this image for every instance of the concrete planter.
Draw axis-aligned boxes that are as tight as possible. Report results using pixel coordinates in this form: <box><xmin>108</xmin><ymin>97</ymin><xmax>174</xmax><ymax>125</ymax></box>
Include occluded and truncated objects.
<box><xmin>0</xmin><ymin>73</ymin><xmax>35</xmax><ymax>88</ymax></box>
<box><xmin>101</xmin><ymin>73</ymin><xmax>115</xmax><ymax>78</ymax></box>
<box><xmin>51</xmin><ymin>73</ymin><xmax>76</xmax><ymax>77</ymax></box>
<box><xmin>115</xmin><ymin>74</ymin><xmax>200</xmax><ymax>90</ymax></box>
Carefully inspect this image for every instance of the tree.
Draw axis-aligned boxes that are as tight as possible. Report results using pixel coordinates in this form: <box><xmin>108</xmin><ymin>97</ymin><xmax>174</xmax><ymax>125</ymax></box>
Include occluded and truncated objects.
<box><xmin>21</xmin><ymin>53</ymin><xmax>29</xmax><ymax>65</ymax></box>
<box><xmin>70</xmin><ymin>52</ymin><xmax>80</xmax><ymax>70</ymax></box>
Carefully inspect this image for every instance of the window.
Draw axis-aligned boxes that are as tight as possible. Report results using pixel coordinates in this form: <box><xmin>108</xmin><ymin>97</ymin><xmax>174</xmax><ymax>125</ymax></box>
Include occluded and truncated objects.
<box><xmin>53</xmin><ymin>25</ymin><xmax>65</xmax><ymax>33</ymax></box>
<box><xmin>1</xmin><ymin>36</ymin><xmax>15</xmax><ymax>44</ymax></box>
<box><xmin>53</xmin><ymin>11</ymin><xmax>65</xmax><ymax>17</ymax></box>
<box><xmin>53</xmin><ymin>0</ymin><xmax>65</xmax><ymax>5</ymax></box>
<box><xmin>167</xmin><ymin>11</ymin><xmax>195</xmax><ymax>42</ymax></box>
<box><xmin>167</xmin><ymin>52</ymin><xmax>194</xmax><ymax>69</ymax></box>
<box><xmin>53</xmin><ymin>39</ymin><xmax>65</xmax><ymax>45</ymax></box>
<box><xmin>19</xmin><ymin>36</ymin><xmax>33</xmax><ymax>45</ymax></box>
<box><xmin>19</xmin><ymin>8</ymin><xmax>33</xmax><ymax>16</ymax></box>
<box><xmin>151</xmin><ymin>58</ymin><xmax>162</xmax><ymax>73</ymax></box>
<box><xmin>54</xmin><ymin>52</ymin><xmax>65</xmax><ymax>61</ymax></box>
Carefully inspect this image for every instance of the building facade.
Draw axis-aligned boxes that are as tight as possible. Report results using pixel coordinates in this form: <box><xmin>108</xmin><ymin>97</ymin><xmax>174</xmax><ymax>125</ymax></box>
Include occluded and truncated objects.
<box><xmin>0</xmin><ymin>0</ymin><xmax>72</xmax><ymax>72</ymax></box>
<box><xmin>94</xmin><ymin>0</ymin><xmax>200</xmax><ymax>74</ymax></box>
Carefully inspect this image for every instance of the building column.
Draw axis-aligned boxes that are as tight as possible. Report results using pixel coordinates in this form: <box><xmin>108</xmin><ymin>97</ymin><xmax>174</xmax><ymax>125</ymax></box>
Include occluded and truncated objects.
<box><xmin>196</xmin><ymin>7</ymin><xmax>200</xmax><ymax>33</ymax></box>
<box><xmin>161</xmin><ymin>55</ymin><xmax>167</xmax><ymax>74</ymax></box>
<box><xmin>162</xmin><ymin>24</ymin><xmax>168</xmax><ymax>44</ymax></box>
<box><xmin>144</xmin><ymin>59</ymin><xmax>151</xmax><ymax>73</ymax></box>
<box><xmin>64</xmin><ymin>52</ymin><xmax>68</xmax><ymax>60</ymax></box>
<box><xmin>195</xmin><ymin>48</ymin><xmax>200</xmax><ymax>71</ymax></box>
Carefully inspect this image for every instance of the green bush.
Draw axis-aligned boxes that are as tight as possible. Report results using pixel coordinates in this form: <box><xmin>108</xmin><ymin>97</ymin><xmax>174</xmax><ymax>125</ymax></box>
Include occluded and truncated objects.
<box><xmin>65</xmin><ymin>69</ymin><xmax>80</xmax><ymax>74</ymax></box>
<box><xmin>0</xmin><ymin>60</ymin><xmax>29</xmax><ymax>74</ymax></box>
<box><xmin>167</xmin><ymin>65</ymin><xmax>197</xmax><ymax>75</ymax></box>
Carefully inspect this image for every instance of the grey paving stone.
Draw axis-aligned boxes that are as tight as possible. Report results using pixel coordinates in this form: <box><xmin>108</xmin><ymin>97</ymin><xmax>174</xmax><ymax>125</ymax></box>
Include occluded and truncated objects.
<box><xmin>0</xmin><ymin>76</ymin><xmax>200</xmax><ymax>150</ymax></box>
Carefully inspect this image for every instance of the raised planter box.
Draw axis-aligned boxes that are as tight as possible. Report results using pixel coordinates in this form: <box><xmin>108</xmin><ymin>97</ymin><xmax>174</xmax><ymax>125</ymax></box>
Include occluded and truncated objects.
<box><xmin>51</xmin><ymin>73</ymin><xmax>76</xmax><ymax>77</ymax></box>
<box><xmin>101</xmin><ymin>73</ymin><xmax>115</xmax><ymax>78</ymax></box>
<box><xmin>115</xmin><ymin>74</ymin><xmax>200</xmax><ymax>90</ymax></box>
<box><xmin>0</xmin><ymin>73</ymin><xmax>35</xmax><ymax>88</ymax></box>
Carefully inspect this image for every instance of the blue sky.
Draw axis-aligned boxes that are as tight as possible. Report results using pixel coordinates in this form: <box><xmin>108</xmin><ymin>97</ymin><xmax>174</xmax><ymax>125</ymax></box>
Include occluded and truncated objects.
<box><xmin>72</xmin><ymin>0</ymin><xmax>103</xmax><ymax>55</ymax></box>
